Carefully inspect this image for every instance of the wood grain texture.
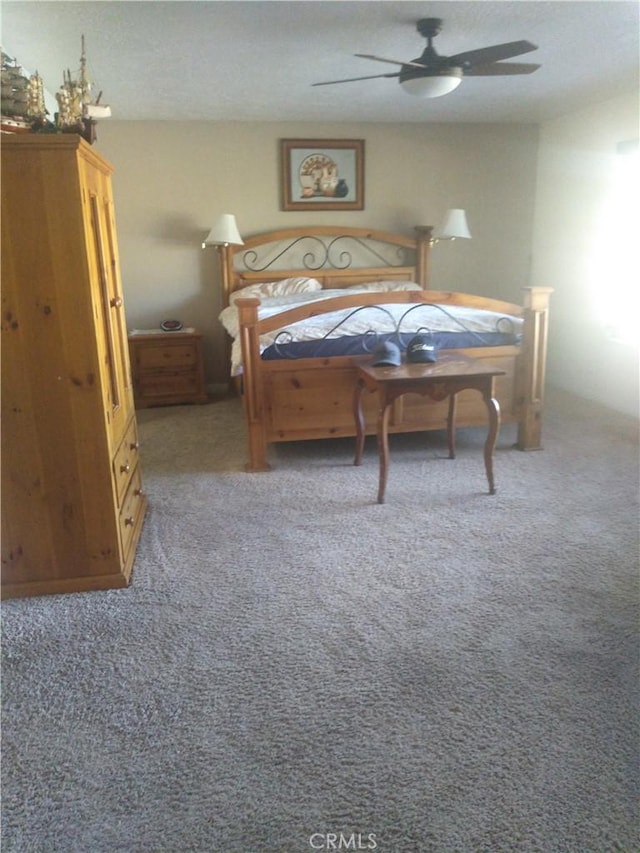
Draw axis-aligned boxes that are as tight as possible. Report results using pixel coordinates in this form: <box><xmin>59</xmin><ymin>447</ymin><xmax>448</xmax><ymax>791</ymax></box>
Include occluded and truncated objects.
<box><xmin>1</xmin><ymin>135</ymin><xmax>146</xmax><ymax>598</ymax></box>
<box><xmin>128</xmin><ymin>332</ymin><xmax>209</xmax><ymax>408</ymax></box>
<box><xmin>223</xmin><ymin>227</ymin><xmax>551</xmax><ymax>471</ymax></box>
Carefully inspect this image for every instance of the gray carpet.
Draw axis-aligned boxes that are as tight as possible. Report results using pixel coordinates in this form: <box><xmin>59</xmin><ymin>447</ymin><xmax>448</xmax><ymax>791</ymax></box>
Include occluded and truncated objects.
<box><xmin>2</xmin><ymin>389</ymin><xmax>639</xmax><ymax>853</ymax></box>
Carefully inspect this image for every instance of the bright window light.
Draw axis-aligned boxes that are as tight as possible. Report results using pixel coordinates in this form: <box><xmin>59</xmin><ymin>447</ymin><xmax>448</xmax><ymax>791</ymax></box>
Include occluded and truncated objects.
<box><xmin>591</xmin><ymin>140</ymin><xmax>639</xmax><ymax>346</ymax></box>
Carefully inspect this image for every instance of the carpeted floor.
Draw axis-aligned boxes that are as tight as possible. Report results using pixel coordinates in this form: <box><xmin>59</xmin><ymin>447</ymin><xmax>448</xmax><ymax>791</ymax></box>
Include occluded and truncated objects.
<box><xmin>2</xmin><ymin>388</ymin><xmax>639</xmax><ymax>852</ymax></box>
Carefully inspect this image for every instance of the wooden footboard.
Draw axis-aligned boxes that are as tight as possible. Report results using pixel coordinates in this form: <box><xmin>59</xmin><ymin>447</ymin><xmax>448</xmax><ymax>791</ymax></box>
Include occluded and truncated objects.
<box><xmin>221</xmin><ymin>226</ymin><xmax>551</xmax><ymax>471</ymax></box>
<box><xmin>235</xmin><ymin>288</ymin><xmax>552</xmax><ymax>472</ymax></box>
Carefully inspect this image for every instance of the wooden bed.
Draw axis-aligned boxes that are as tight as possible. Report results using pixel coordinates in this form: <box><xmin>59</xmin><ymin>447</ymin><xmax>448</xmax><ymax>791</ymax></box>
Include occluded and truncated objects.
<box><xmin>217</xmin><ymin>225</ymin><xmax>551</xmax><ymax>472</ymax></box>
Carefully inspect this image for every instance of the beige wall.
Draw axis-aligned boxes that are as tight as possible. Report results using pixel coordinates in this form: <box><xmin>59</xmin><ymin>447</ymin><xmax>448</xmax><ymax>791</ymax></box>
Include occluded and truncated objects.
<box><xmin>96</xmin><ymin>121</ymin><xmax>539</xmax><ymax>384</ymax></box>
<box><xmin>531</xmin><ymin>92</ymin><xmax>639</xmax><ymax>418</ymax></box>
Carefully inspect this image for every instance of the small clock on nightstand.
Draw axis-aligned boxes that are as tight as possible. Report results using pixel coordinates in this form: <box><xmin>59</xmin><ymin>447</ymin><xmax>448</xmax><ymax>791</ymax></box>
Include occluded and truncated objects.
<box><xmin>128</xmin><ymin>328</ymin><xmax>209</xmax><ymax>408</ymax></box>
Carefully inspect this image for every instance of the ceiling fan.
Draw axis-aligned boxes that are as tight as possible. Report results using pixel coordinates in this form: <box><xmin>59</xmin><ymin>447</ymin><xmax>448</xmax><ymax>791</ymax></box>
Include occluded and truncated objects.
<box><xmin>312</xmin><ymin>18</ymin><xmax>540</xmax><ymax>98</ymax></box>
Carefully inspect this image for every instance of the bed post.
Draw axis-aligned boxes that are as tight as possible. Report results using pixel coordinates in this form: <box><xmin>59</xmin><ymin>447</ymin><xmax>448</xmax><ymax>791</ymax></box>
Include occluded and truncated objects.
<box><xmin>516</xmin><ymin>287</ymin><xmax>553</xmax><ymax>450</ymax></box>
<box><xmin>235</xmin><ymin>297</ymin><xmax>271</xmax><ymax>472</ymax></box>
<box><xmin>414</xmin><ymin>226</ymin><xmax>434</xmax><ymax>289</ymax></box>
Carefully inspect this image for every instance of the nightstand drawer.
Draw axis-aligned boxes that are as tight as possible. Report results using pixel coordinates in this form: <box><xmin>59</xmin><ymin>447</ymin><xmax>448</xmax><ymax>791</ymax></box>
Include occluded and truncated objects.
<box><xmin>137</xmin><ymin>343</ymin><xmax>198</xmax><ymax>370</ymax></box>
<box><xmin>138</xmin><ymin>370</ymin><xmax>202</xmax><ymax>399</ymax></box>
<box><xmin>128</xmin><ymin>330</ymin><xmax>208</xmax><ymax>408</ymax></box>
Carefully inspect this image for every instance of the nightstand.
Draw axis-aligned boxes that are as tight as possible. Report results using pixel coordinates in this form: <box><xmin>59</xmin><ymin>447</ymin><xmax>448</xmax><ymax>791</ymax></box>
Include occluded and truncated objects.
<box><xmin>128</xmin><ymin>330</ymin><xmax>209</xmax><ymax>408</ymax></box>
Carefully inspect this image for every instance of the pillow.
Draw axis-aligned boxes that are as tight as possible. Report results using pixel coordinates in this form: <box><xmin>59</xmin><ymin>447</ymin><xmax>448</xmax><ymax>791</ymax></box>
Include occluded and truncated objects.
<box><xmin>347</xmin><ymin>280</ymin><xmax>422</xmax><ymax>292</ymax></box>
<box><xmin>230</xmin><ymin>277</ymin><xmax>322</xmax><ymax>303</ymax></box>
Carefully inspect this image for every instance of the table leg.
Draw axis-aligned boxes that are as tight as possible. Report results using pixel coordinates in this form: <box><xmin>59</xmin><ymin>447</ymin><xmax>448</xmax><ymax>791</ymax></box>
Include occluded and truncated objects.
<box><xmin>483</xmin><ymin>391</ymin><xmax>501</xmax><ymax>495</ymax></box>
<box><xmin>377</xmin><ymin>403</ymin><xmax>392</xmax><ymax>504</ymax></box>
<box><xmin>447</xmin><ymin>392</ymin><xmax>457</xmax><ymax>459</ymax></box>
<box><xmin>353</xmin><ymin>379</ymin><xmax>366</xmax><ymax>466</ymax></box>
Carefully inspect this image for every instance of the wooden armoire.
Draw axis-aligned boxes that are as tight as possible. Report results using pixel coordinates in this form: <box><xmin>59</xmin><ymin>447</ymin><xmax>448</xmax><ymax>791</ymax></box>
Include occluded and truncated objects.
<box><xmin>1</xmin><ymin>134</ymin><xmax>147</xmax><ymax>598</ymax></box>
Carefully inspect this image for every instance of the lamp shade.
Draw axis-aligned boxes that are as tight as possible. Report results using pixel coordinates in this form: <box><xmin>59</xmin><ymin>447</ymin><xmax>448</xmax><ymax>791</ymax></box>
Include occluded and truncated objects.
<box><xmin>202</xmin><ymin>214</ymin><xmax>244</xmax><ymax>248</ymax></box>
<box><xmin>400</xmin><ymin>67</ymin><xmax>463</xmax><ymax>98</ymax></box>
<box><xmin>438</xmin><ymin>209</ymin><xmax>472</xmax><ymax>240</ymax></box>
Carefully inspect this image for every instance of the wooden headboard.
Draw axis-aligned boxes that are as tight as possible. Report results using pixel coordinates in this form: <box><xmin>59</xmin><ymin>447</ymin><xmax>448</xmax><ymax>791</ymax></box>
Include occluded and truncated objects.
<box><xmin>218</xmin><ymin>225</ymin><xmax>435</xmax><ymax>307</ymax></box>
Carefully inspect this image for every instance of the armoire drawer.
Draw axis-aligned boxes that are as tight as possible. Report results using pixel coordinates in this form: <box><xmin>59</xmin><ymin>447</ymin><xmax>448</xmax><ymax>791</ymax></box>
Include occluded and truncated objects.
<box><xmin>118</xmin><ymin>466</ymin><xmax>145</xmax><ymax>561</ymax></box>
<box><xmin>112</xmin><ymin>417</ymin><xmax>141</xmax><ymax>505</ymax></box>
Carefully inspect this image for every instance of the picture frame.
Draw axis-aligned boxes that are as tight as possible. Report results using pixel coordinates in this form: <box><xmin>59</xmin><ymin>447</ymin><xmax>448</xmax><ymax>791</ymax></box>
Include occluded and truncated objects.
<box><xmin>280</xmin><ymin>139</ymin><xmax>365</xmax><ymax>211</ymax></box>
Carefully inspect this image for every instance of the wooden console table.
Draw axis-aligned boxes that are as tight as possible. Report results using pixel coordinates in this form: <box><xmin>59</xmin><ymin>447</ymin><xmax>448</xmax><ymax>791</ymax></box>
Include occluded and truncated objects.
<box><xmin>353</xmin><ymin>354</ymin><xmax>507</xmax><ymax>503</ymax></box>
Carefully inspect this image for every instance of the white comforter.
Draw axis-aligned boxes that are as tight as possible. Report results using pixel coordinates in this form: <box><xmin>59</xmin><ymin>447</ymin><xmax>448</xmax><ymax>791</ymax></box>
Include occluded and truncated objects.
<box><xmin>218</xmin><ymin>289</ymin><xmax>522</xmax><ymax>376</ymax></box>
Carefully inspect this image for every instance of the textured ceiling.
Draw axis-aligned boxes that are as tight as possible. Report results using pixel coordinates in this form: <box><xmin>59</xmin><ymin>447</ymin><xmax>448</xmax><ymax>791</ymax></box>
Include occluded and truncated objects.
<box><xmin>2</xmin><ymin>1</ymin><xmax>639</xmax><ymax>124</ymax></box>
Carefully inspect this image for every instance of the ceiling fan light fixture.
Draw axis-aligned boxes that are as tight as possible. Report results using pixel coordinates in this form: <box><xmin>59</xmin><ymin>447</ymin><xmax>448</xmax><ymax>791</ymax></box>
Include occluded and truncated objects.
<box><xmin>400</xmin><ymin>67</ymin><xmax>463</xmax><ymax>98</ymax></box>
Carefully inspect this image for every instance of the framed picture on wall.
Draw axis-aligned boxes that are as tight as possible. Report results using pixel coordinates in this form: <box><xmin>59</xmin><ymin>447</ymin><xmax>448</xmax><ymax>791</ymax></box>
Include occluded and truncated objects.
<box><xmin>280</xmin><ymin>139</ymin><xmax>365</xmax><ymax>211</ymax></box>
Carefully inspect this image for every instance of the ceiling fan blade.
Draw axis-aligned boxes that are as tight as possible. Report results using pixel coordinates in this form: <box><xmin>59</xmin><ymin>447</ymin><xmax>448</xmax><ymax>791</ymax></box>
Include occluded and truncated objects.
<box><xmin>465</xmin><ymin>62</ymin><xmax>541</xmax><ymax>76</ymax></box>
<box><xmin>449</xmin><ymin>40</ymin><xmax>538</xmax><ymax>68</ymax></box>
<box><xmin>312</xmin><ymin>71</ymin><xmax>400</xmax><ymax>87</ymax></box>
<box><xmin>355</xmin><ymin>53</ymin><xmax>428</xmax><ymax>69</ymax></box>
